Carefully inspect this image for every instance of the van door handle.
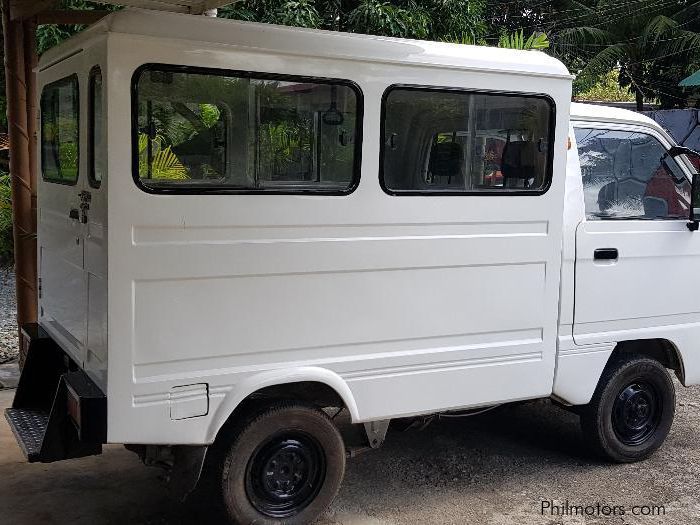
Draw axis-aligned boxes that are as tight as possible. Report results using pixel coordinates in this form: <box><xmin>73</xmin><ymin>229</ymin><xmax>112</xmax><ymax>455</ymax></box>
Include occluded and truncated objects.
<box><xmin>594</xmin><ymin>248</ymin><xmax>618</xmax><ymax>260</ymax></box>
<box><xmin>69</xmin><ymin>208</ymin><xmax>80</xmax><ymax>221</ymax></box>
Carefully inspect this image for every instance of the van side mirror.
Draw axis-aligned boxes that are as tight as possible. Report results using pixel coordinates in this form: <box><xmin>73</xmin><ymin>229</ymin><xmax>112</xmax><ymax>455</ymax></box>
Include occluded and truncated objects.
<box><xmin>668</xmin><ymin>146</ymin><xmax>700</xmax><ymax>231</ymax></box>
<box><xmin>689</xmin><ymin>173</ymin><xmax>700</xmax><ymax>232</ymax></box>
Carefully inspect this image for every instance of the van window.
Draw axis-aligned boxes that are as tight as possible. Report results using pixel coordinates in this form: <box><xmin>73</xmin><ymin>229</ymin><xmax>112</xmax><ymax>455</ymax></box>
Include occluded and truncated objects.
<box><xmin>381</xmin><ymin>87</ymin><xmax>554</xmax><ymax>195</ymax></box>
<box><xmin>89</xmin><ymin>67</ymin><xmax>104</xmax><ymax>188</ymax></box>
<box><xmin>574</xmin><ymin>128</ymin><xmax>690</xmax><ymax>220</ymax></box>
<box><xmin>41</xmin><ymin>75</ymin><xmax>79</xmax><ymax>184</ymax></box>
<box><xmin>133</xmin><ymin>66</ymin><xmax>361</xmax><ymax>194</ymax></box>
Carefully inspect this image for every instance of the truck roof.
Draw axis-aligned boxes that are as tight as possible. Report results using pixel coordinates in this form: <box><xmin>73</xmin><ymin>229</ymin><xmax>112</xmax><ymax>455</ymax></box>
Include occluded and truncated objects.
<box><xmin>40</xmin><ymin>8</ymin><xmax>571</xmax><ymax>81</ymax></box>
<box><xmin>570</xmin><ymin>102</ymin><xmax>659</xmax><ymax>128</ymax></box>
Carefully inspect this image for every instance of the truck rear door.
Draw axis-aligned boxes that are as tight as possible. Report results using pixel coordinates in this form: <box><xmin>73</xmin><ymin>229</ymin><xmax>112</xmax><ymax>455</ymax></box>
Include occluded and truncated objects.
<box><xmin>38</xmin><ymin>74</ymin><xmax>87</xmax><ymax>365</ymax></box>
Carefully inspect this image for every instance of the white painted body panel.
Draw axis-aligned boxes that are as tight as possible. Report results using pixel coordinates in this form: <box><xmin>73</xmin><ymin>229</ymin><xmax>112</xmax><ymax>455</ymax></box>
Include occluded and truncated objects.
<box><xmin>550</xmin><ymin>123</ymin><xmax>615</xmax><ymax>406</ymax></box>
<box><xmin>552</xmin><ymin>107</ymin><xmax>700</xmax><ymax>404</ymax></box>
<box><xmin>102</xmin><ymin>19</ymin><xmax>571</xmax><ymax>443</ymax></box>
<box><xmin>35</xmin><ymin>10</ymin><xmax>700</xmax><ymax>446</ymax></box>
<box><xmin>38</xmin><ymin>39</ymin><xmax>109</xmax><ymax>390</ymax></box>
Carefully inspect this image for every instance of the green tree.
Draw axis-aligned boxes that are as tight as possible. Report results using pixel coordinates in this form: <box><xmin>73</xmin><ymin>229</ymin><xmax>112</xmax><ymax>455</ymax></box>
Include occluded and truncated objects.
<box><xmin>554</xmin><ymin>0</ymin><xmax>700</xmax><ymax>109</ymax></box>
<box><xmin>576</xmin><ymin>69</ymin><xmax>635</xmax><ymax>102</ymax></box>
<box><xmin>219</xmin><ymin>0</ymin><xmax>488</xmax><ymax>42</ymax></box>
<box><xmin>36</xmin><ymin>1</ymin><xmax>120</xmax><ymax>54</ymax></box>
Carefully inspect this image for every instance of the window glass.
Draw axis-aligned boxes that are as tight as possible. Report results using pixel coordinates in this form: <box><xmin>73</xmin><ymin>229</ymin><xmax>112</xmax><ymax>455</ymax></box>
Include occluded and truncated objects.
<box><xmin>382</xmin><ymin>88</ymin><xmax>553</xmax><ymax>194</ymax></box>
<box><xmin>41</xmin><ymin>76</ymin><xmax>79</xmax><ymax>184</ymax></box>
<box><xmin>574</xmin><ymin>128</ymin><xmax>691</xmax><ymax>220</ymax></box>
<box><xmin>89</xmin><ymin>67</ymin><xmax>105</xmax><ymax>187</ymax></box>
<box><xmin>134</xmin><ymin>68</ymin><xmax>360</xmax><ymax>193</ymax></box>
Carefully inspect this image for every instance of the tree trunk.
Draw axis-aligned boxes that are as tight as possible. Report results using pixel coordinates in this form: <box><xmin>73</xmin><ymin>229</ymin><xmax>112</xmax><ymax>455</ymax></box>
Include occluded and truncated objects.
<box><xmin>636</xmin><ymin>89</ymin><xmax>644</xmax><ymax>112</ymax></box>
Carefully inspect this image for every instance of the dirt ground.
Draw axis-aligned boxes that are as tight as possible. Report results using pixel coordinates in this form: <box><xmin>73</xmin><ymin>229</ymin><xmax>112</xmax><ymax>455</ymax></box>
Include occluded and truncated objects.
<box><xmin>2</xmin><ymin>383</ymin><xmax>700</xmax><ymax>525</ymax></box>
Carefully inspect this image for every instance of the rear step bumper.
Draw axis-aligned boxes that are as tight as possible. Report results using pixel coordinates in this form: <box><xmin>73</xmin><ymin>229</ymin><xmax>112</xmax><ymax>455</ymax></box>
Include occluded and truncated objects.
<box><xmin>5</xmin><ymin>324</ymin><xmax>106</xmax><ymax>463</ymax></box>
<box><xmin>5</xmin><ymin>408</ymin><xmax>49</xmax><ymax>461</ymax></box>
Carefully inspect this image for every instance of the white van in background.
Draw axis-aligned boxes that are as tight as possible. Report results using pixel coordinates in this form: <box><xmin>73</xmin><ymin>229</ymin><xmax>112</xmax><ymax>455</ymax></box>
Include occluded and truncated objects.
<box><xmin>6</xmin><ymin>9</ymin><xmax>700</xmax><ymax>525</ymax></box>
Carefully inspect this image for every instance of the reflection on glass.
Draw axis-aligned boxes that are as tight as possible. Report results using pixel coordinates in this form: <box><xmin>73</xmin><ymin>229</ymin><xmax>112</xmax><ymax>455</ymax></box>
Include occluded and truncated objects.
<box><xmin>574</xmin><ymin>128</ymin><xmax>690</xmax><ymax>220</ymax></box>
<box><xmin>41</xmin><ymin>77</ymin><xmax>79</xmax><ymax>183</ymax></box>
<box><xmin>383</xmin><ymin>89</ymin><xmax>553</xmax><ymax>193</ymax></box>
<box><xmin>136</xmin><ymin>70</ymin><xmax>358</xmax><ymax>191</ymax></box>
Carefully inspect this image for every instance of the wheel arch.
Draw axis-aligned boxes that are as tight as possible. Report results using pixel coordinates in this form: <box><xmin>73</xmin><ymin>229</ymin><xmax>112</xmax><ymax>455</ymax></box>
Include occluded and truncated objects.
<box><xmin>206</xmin><ymin>367</ymin><xmax>360</xmax><ymax>444</ymax></box>
<box><xmin>612</xmin><ymin>338</ymin><xmax>685</xmax><ymax>384</ymax></box>
<box><xmin>554</xmin><ymin>337</ymin><xmax>686</xmax><ymax>406</ymax></box>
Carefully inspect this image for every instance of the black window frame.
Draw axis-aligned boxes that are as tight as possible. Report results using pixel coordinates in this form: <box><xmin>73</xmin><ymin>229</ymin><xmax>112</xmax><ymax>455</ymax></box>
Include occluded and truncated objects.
<box><xmin>41</xmin><ymin>74</ymin><xmax>80</xmax><ymax>186</ymax></box>
<box><xmin>379</xmin><ymin>84</ymin><xmax>557</xmax><ymax>196</ymax></box>
<box><xmin>131</xmin><ymin>63</ymin><xmax>364</xmax><ymax>196</ymax></box>
<box><xmin>88</xmin><ymin>65</ymin><xmax>103</xmax><ymax>189</ymax></box>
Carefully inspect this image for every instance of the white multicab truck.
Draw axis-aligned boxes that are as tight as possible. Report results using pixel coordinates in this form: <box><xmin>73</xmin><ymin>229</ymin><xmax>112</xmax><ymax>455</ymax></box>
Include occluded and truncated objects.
<box><xmin>7</xmin><ymin>8</ymin><xmax>700</xmax><ymax>524</ymax></box>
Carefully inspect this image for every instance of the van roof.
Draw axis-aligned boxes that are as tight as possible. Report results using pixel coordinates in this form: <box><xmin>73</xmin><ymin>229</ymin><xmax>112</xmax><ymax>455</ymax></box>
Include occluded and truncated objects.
<box><xmin>40</xmin><ymin>8</ymin><xmax>572</xmax><ymax>80</ymax></box>
<box><xmin>570</xmin><ymin>102</ymin><xmax>659</xmax><ymax>128</ymax></box>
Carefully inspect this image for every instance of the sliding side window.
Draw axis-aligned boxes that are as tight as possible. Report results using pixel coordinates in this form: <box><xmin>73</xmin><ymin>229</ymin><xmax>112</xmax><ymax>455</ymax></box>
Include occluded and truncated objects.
<box><xmin>41</xmin><ymin>75</ymin><xmax>80</xmax><ymax>184</ymax></box>
<box><xmin>133</xmin><ymin>66</ymin><xmax>362</xmax><ymax>194</ymax></box>
<box><xmin>381</xmin><ymin>87</ymin><xmax>554</xmax><ymax>195</ymax></box>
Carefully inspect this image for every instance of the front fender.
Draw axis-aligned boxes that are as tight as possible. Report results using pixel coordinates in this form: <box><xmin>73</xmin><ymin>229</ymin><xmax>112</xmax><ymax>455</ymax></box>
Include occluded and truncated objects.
<box><xmin>206</xmin><ymin>366</ymin><xmax>360</xmax><ymax>443</ymax></box>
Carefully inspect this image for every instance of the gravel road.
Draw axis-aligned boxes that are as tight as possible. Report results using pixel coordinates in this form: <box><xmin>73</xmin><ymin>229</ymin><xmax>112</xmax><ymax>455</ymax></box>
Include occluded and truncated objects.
<box><xmin>2</xmin><ymin>383</ymin><xmax>700</xmax><ymax>524</ymax></box>
<box><xmin>1</xmin><ymin>266</ymin><xmax>700</xmax><ymax>523</ymax></box>
<box><xmin>0</xmin><ymin>268</ymin><xmax>17</xmax><ymax>363</ymax></box>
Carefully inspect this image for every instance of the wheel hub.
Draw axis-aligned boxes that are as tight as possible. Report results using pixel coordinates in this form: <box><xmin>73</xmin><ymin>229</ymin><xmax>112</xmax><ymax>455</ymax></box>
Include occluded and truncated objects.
<box><xmin>612</xmin><ymin>381</ymin><xmax>662</xmax><ymax>446</ymax></box>
<box><xmin>246</xmin><ymin>432</ymin><xmax>326</xmax><ymax>518</ymax></box>
<box><xmin>262</xmin><ymin>447</ymin><xmax>307</xmax><ymax>495</ymax></box>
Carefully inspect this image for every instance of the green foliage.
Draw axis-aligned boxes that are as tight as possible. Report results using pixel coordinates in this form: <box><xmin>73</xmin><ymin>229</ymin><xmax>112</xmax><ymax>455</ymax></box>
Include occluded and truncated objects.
<box><xmin>219</xmin><ymin>0</ymin><xmax>488</xmax><ymax>41</ymax></box>
<box><xmin>0</xmin><ymin>172</ymin><xmax>12</xmax><ymax>266</ymax></box>
<box><xmin>576</xmin><ymin>70</ymin><xmax>636</xmax><ymax>102</ymax></box>
<box><xmin>276</xmin><ymin>0</ymin><xmax>323</xmax><ymax>27</ymax></box>
<box><xmin>138</xmin><ymin>134</ymin><xmax>189</xmax><ymax>180</ymax></box>
<box><xmin>259</xmin><ymin>120</ymin><xmax>311</xmax><ymax>177</ymax></box>
<box><xmin>347</xmin><ymin>0</ymin><xmax>416</xmax><ymax>37</ymax></box>
<box><xmin>498</xmin><ymin>29</ymin><xmax>550</xmax><ymax>50</ymax></box>
<box><xmin>553</xmin><ymin>0</ymin><xmax>700</xmax><ymax>109</ymax></box>
<box><xmin>36</xmin><ymin>1</ymin><xmax>121</xmax><ymax>54</ymax></box>
<box><xmin>199</xmin><ymin>104</ymin><xmax>222</xmax><ymax>128</ymax></box>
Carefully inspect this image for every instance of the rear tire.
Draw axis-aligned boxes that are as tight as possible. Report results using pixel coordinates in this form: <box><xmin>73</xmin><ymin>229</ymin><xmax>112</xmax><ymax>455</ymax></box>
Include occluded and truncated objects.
<box><xmin>580</xmin><ymin>354</ymin><xmax>675</xmax><ymax>463</ymax></box>
<box><xmin>218</xmin><ymin>401</ymin><xmax>345</xmax><ymax>525</ymax></box>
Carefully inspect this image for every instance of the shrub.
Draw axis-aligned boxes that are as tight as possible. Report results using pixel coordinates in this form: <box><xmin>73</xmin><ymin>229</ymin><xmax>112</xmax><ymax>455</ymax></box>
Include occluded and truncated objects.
<box><xmin>0</xmin><ymin>171</ymin><xmax>12</xmax><ymax>267</ymax></box>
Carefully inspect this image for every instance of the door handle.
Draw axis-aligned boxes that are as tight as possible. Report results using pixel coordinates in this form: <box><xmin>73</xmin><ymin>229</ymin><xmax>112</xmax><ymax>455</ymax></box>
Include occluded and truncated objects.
<box><xmin>594</xmin><ymin>248</ymin><xmax>618</xmax><ymax>261</ymax></box>
<box><xmin>69</xmin><ymin>208</ymin><xmax>80</xmax><ymax>220</ymax></box>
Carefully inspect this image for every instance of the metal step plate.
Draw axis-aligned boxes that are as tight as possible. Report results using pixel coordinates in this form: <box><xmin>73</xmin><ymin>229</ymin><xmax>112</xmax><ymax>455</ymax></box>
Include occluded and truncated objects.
<box><xmin>5</xmin><ymin>408</ymin><xmax>49</xmax><ymax>462</ymax></box>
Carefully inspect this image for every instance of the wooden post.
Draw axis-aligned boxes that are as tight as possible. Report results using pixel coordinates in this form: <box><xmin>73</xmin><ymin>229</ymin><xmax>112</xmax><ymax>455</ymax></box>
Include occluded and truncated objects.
<box><xmin>2</xmin><ymin>0</ymin><xmax>38</xmax><ymax>364</ymax></box>
<box><xmin>23</xmin><ymin>17</ymin><xmax>37</xmax><ymax>235</ymax></box>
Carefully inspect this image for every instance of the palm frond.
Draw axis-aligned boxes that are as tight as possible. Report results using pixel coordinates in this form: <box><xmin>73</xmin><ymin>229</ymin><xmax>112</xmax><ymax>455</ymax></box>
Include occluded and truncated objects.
<box><xmin>555</xmin><ymin>26</ymin><xmax>614</xmax><ymax>48</ymax></box>
<box><xmin>642</xmin><ymin>15</ymin><xmax>678</xmax><ymax>43</ymax></box>
<box><xmin>578</xmin><ymin>43</ymin><xmax>628</xmax><ymax>78</ymax></box>
<box><xmin>498</xmin><ymin>29</ymin><xmax>550</xmax><ymax>50</ymax></box>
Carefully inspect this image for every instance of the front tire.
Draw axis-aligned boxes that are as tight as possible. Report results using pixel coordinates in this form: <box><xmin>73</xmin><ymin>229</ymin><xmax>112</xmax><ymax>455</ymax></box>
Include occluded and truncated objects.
<box><xmin>219</xmin><ymin>401</ymin><xmax>346</xmax><ymax>524</ymax></box>
<box><xmin>580</xmin><ymin>354</ymin><xmax>675</xmax><ymax>463</ymax></box>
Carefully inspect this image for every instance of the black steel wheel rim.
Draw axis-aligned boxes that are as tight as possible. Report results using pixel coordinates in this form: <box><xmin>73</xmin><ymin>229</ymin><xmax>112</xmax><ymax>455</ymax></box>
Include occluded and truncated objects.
<box><xmin>612</xmin><ymin>381</ymin><xmax>662</xmax><ymax>446</ymax></box>
<box><xmin>245</xmin><ymin>431</ymin><xmax>327</xmax><ymax>518</ymax></box>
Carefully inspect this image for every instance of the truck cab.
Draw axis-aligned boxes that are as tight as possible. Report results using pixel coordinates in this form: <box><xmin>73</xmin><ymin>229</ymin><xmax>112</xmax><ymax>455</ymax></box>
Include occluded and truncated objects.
<box><xmin>6</xmin><ymin>10</ymin><xmax>700</xmax><ymax>525</ymax></box>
